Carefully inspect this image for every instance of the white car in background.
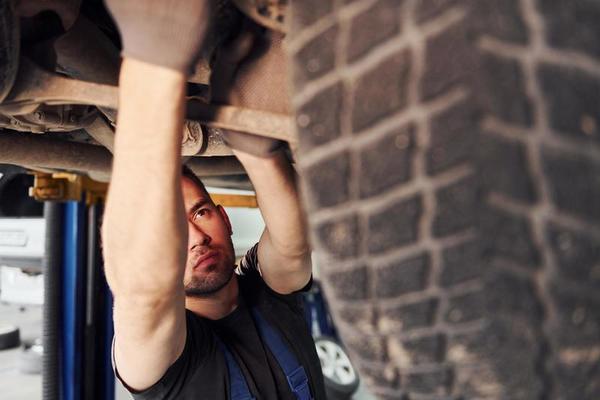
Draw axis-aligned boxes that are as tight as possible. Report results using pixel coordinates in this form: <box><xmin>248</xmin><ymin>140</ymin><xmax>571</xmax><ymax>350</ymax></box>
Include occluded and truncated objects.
<box><xmin>0</xmin><ymin>168</ymin><xmax>45</xmax><ymax>306</ymax></box>
<box><xmin>0</xmin><ymin>217</ymin><xmax>45</xmax><ymax>305</ymax></box>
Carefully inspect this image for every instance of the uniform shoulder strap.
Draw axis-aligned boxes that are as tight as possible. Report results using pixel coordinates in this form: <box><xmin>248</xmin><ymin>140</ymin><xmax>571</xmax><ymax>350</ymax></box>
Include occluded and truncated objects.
<box><xmin>251</xmin><ymin>308</ymin><xmax>313</xmax><ymax>400</ymax></box>
<box><xmin>214</xmin><ymin>336</ymin><xmax>256</xmax><ymax>400</ymax></box>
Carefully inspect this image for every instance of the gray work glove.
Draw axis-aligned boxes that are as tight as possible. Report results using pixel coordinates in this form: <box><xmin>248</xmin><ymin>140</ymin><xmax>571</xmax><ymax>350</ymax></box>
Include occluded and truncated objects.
<box><xmin>211</xmin><ymin>23</ymin><xmax>290</xmax><ymax>158</ymax></box>
<box><xmin>104</xmin><ymin>0</ymin><xmax>211</xmax><ymax>72</ymax></box>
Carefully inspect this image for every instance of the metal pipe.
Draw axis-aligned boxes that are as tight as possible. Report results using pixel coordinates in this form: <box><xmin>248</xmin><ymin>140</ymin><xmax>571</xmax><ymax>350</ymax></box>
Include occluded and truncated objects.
<box><xmin>0</xmin><ymin>130</ymin><xmax>246</xmax><ymax>176</ymax></box>
<box><xmin>0</xmin><ymin>131</ymin><xmax>112</xmax><ymax>173</ymax></box>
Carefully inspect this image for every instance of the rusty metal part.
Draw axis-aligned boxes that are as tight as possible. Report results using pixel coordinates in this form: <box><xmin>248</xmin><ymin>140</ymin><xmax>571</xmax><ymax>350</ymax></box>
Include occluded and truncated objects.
<box><xmin>187</xmin><ymin>0</ymin><xmax>246</xmax><ymax>85</ymax></box>
<box><xmin>182</xmin><ymin>121</ymin><xmax>204</xmax><ymax>156</ymax></box>
<box><xmin>0</xmin><ymin>130</ymin><xmax>112</xmax><ymax>173</ymax></box>
<box><xmin>47</xmin><ymin>15</ymin><xmax>121</xmax><ymax>121</ymax></box>
<box><xmin>187</xmin><ymin>101</ymin><xmax>296</xmax><ymax>144</ymax></box>
<box><xmin>232</xmin><ymin>0</ymin><xmax>287</xmax><ymax>33</ymax></box>
<box><xmin>0</xmin><ymin>130</ymin><xmax>246</xmax><ymax>176</ymax></box>
<box><xmin>15</xmin><ymin>0</ymin><xmax>81</xmax><ymax>31</ymax></box>
<box><xmin>29</xmin><ymin>172</ymin><xmax>108</xmax><ymax>205</ymax></box>
<box><xmin>0</xmin><ymin>104</ymin><xmax>98</xmax><ymax>133</ymax></box>
<box><xmin>0</xmin><ymin>0</ymin><xmax>19</xmax><ymax>102</ymax></box>
<box><xmin>200</xmin><ymin>126</ymin><xmax>233</xmax><ymax>156</ymax></box>
<box><xmin>1</xmin><ymin>60</ymin><xmax>295</xmax><ymax>143</ymax></box>
<box><xmin>86</xmin><ymin>117</ymin><xmax>216</xmax><ymax>157</ymax></box>
<box><xmin>189</xmin><ymin>60</ymin><xmax>212</xmax><ymax>86</ymax></box>
<box><xmin>1</xmin><ymin>57</ymin><xmax>296</xmax><ymax>147</ymax></box>
<box><xmin>0</xmin><ymin>58</ymin><xmax>118</xmax><ymax>113</ymax></box>
<box><xmin>52</xmin><ymin>15</ymin><xmax>121</xmax><ymax>86</ymax></box>
<box><xmin>84</xmin><ymin>116</ymin><xmax>115</xmax><ymax>152</ymax></box>
<box><xmin>0</xmin><ymin>1</ymin><xmax>21</xmax><ymax>101</ymax></box>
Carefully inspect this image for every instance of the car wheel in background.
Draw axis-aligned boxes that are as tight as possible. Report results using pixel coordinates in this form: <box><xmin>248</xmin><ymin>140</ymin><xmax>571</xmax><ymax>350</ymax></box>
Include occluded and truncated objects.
<box><xmin>315</xmin><ymin>336</ymin><xmax>360</xmax><ymax>400</ymax></box>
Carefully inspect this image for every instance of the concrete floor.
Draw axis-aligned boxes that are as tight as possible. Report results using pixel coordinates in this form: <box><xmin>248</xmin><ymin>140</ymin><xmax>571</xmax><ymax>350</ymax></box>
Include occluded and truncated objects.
<box><xmin>0</xmin><ymin>303</ymin><xmax>44</xmax><ymax>400</ymax></box>
<box><xmin>0</xmin><ymin>302</ymin><xmax>374</xmax><ymax>400</ymax></box>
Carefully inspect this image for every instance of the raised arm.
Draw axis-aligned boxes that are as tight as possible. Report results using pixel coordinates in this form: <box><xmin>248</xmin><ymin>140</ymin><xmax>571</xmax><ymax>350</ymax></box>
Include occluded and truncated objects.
<box><xmin>100</xmin><ymin>0</ymin><xmax>209</xmax><ymax>391</ymax></box>
<box><xmin>210</xmin><ymin>29</ymin><xmax>312</xmax><ymax>294</ymax></box>
<box><xmin>236</xmin><ymin>150</ymin><xmax>312</xmax><ymax>294</ymax></box>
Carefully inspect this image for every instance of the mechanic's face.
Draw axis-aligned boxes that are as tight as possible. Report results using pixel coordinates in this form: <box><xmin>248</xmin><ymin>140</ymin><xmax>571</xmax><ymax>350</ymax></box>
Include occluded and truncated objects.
<box><xmin>181</xmin><ymin>177</ymin><xmax>236</xmax><ymax>297</ymax></box>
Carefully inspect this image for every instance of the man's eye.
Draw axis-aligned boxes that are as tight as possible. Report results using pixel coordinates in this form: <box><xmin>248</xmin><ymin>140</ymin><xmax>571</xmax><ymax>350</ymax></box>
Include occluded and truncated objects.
<box><xmin>195</xmin><ymin>209</ymin><xmax>209</xmax><ymax>219</ymax></box>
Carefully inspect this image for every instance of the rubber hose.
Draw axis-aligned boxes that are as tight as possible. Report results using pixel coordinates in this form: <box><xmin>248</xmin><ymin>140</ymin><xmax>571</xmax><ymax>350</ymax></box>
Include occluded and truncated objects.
<box><xmin>42</xmin><ymin>202</ymin><xmax>63</xmax><ymax>400</ymax></box>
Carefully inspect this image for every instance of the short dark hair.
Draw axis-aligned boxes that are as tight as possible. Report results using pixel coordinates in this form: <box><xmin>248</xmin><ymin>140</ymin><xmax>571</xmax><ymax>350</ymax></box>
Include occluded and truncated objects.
<box><xmin>181</xmin><ymin>164</ymin><xmax>212</xmax><ymax>202</ymax></box>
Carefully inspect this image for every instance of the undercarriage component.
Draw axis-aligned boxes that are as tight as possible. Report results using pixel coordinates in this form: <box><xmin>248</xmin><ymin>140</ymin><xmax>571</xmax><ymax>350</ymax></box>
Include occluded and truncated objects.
<box><xmin>0</xmin><ymin>104</ymin><xmax>98</xmax><ymax>133</ymax></box>
<box><xmin>15</xmin><ymin>0</ymin><xmax>81</xmax><ymax>31</ymax></box>
<box><xmin>181</xmin><ymin>121</ymin><xmax>204</xmax><ymax>156</ymax></box>
<box><xmin>83</xmin><ymin>116</ymin><xmax>115</xmax><ymax>152</ymax></box>
<box><xmin>47</xmin><ymin>15</ymin><xmax>120</xmax><ymax>86</ymax></box>
<box><xmin>1</xmin><ymin>58</ymin><xmax>295</xmax><ymax>145</ymax></box>
<box><xmin>0</xmin><ymin>0</ymin><xmax>19</xmax><ymax>102</ymax></box>
<box><xmin>187</xmin><ymin>102</ymin><xmax>296</xmax><ymax>144</ymax></box>
<box><xmin>0</xmin><ymin>58</ymin><xmax>118</xmax><ymax>113</ymax></box>
<box><xmin>0</xmin><ymin>130</ymin><xmax>111</xmax><ymax>174</ymax></box>
<box><xmin>0</xmin><ymin>130</ymin><xmax>245</xmax><ymax>177</ymax></box>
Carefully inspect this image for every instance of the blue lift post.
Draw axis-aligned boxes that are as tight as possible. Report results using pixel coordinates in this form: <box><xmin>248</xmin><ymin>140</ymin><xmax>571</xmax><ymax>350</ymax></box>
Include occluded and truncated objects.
<box><xmin>34</xmin><ymin>173</ymin><xmax>113</xmax><ymax>400</ymax></box>
<box><xmin>61</xmin><ymin>201</ymin><xmax>86</xmax><ymax>400</ymax></box>
<box><xmin>46</xmin><ymin>191</ymin><xmax>113</xmax><ymax>399</ymax></box>
<box><xmin>60</xmin><ymin>198</ymin><xmax>115</xmax><ymax>400</ymax></box>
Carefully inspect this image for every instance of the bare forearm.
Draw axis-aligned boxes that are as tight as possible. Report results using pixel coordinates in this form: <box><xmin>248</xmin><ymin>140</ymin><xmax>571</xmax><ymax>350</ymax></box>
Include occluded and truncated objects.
<box><xmin>102</xmin><ymin>59</ymin><xmax>188</xmax><ymax>298</ymax></box>
<box><xmin>236</xmin><ymin>151</ymin><xmax>309</xmax><ymax>257</ymax></box>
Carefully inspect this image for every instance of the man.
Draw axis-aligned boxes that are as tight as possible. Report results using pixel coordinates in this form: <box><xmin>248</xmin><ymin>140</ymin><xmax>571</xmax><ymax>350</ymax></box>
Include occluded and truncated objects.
<box><xmin>100</xmin><ymin>1</ymin><xmax>326</xmax><ymax>399</ymax></box>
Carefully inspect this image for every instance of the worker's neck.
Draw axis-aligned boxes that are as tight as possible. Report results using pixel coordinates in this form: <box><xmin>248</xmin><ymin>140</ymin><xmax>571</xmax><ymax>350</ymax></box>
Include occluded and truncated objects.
<box><xmin>185</xmin><ymin>275</ymin><xmax>239</xmax><ymax>320</ymax></box>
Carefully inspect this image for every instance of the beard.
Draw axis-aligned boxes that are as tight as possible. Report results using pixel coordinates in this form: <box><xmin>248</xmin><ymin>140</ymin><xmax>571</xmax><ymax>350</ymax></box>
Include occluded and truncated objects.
<box><xmin>184</xmin><ymin>259</ymin><xmax>235</xmax><ymax>297</ymax></box>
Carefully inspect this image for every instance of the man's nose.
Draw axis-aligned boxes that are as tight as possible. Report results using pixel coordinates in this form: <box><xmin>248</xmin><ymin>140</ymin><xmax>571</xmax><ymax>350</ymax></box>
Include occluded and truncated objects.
<box><xmin>188</xmin><ymin>221</ymin><xmax>211</xmax><ymax>248</ymax></box>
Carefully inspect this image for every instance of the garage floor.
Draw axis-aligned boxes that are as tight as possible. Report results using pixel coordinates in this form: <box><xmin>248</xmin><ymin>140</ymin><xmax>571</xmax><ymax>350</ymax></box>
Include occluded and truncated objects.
<box><xmin>0</xmin><ymin>302</ymin><xmax>375</xmax><ymax>400</ymax></box>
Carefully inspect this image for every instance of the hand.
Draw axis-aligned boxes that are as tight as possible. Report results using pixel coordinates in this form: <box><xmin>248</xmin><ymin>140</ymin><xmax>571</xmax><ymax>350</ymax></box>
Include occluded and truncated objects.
<box><xmin>105</xmin><ymin>0</ymin><xmax>210</xmax><ymax>72</ymax></box>
<box><xmin>211</xmin><ymin>23</ymin><xmax>290</xmax><ymax>157</ymax></box>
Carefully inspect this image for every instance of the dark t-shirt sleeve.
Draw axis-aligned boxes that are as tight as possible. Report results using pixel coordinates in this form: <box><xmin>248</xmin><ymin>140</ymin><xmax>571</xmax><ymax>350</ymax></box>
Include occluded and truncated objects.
<box><xmin>113</xmin><ymin>310</ymin><xmax>212</xmax><ymax>400</ymax></box>
<box><xmin>237</xmin><ymin>243</ymin><xmax>313</xmax><ymax>299</ymax></box>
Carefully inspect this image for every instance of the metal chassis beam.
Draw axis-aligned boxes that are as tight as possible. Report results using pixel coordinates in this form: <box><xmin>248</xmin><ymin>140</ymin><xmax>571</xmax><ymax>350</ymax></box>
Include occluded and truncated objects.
<box><xmin>0</xmin><ymin>59</ymin><xmax>297</xmax><ymax>144</ymax></box>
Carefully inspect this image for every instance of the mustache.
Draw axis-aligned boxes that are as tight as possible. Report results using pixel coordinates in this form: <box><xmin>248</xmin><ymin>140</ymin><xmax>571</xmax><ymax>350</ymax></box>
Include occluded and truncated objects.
<box><xmin>188</xmin><ymin>246</ymin><xmax>218</xmax><ymax>262</ymax></box>
<box><xmin>189</xmin><ymin>243</ymin><xmax>214</xmax><ymax>253</ymax></box>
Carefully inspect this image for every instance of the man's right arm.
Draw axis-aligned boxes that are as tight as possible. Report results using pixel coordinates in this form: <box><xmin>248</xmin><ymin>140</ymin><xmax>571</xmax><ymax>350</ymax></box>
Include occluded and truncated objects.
<box><xmin>100</xmin><ymin>0</ymin><xmax>209</xmax><ymax>391</ymax></box>
<box><xmin>102</xmin><ymin>59</ymin><xmax>189</xmax><ymax>392</ymax></box>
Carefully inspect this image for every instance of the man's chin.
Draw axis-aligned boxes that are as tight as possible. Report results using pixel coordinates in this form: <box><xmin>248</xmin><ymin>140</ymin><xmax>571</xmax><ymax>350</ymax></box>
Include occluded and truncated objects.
<box><xmin>184</xmin><ymin>269</ymin><xmax>234</xmax><ymax>297</ymax></box>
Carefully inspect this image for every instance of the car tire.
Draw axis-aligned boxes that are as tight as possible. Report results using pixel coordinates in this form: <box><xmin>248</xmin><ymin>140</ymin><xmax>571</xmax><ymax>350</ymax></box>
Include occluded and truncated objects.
<box><xmin>287</xmin><ymin>1</ymin><xmax>600</xmax><ymax>399</ymax></box>
<box><xmin>0</xmin><ymin>324</ymin><xmax>20</xmax><ymax>350</ymax></box>
<box><xmin>315</xmin><ymin>336</ymin><xmax>360</xmax><ymax>400</ymax></box>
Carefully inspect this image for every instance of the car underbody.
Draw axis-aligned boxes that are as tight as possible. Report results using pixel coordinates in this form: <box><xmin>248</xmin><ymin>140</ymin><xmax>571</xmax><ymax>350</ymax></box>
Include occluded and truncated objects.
<box><xmin>0</xmin><ymin>0</ymin><xmax>292</xmax><ymax>189</ymax></box>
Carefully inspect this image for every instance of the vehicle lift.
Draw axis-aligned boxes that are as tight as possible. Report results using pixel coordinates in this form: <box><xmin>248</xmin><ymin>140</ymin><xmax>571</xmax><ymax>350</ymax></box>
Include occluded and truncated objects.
<box><xmin>30</xmin><ymin>173</ymin><xmax>114</xmax><ymax>400</ymax></box>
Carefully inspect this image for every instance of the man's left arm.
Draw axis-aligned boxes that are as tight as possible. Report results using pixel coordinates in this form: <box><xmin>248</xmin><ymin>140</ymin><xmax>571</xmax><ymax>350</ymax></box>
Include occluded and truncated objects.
<box><xmin>210</xmin><ymin>28</ymin><xmax>310</xmax><ymax>294</ymax></box>
<box><xmin>235</xmin><ymin>150</ymin><xmax>311</xmax><ymax>295</ymax></box>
